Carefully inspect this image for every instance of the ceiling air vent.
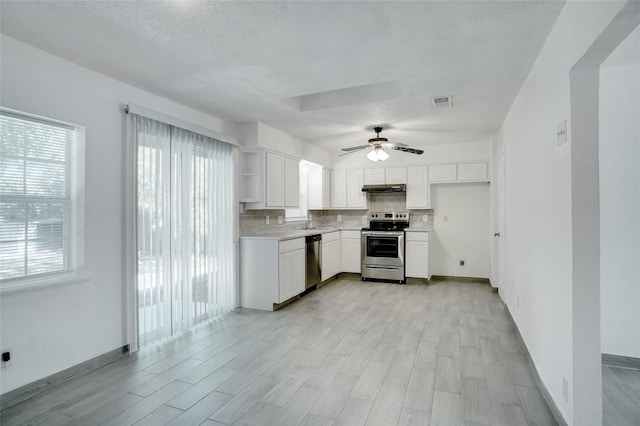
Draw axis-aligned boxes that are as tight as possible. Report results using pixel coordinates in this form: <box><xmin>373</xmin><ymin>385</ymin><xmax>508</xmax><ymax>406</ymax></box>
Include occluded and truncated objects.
<box><xmin>431</xmin><ymin>95</ymin><xmax>453</xmax><ymax>109</ymax></box>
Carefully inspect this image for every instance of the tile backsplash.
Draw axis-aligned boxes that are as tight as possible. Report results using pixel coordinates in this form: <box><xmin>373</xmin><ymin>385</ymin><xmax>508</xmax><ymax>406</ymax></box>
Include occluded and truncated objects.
<box><xmin>240</xmin><ymin>193</ymin><xmax>433</xmax><ymax>233</ymax></box>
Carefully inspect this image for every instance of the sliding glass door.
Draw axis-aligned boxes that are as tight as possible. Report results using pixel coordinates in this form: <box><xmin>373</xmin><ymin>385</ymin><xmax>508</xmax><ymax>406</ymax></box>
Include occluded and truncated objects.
<box><xmin>131</xmin><ymin>115</ymin><xmax>234</xmax><ymax>346</ymax></box>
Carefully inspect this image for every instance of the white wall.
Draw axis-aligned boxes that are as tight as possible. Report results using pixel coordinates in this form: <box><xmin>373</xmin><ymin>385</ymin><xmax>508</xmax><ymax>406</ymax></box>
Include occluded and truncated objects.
<box><xmin>430</xmin><ymin>183</ymin><xmax>491</xmax><ymax>278</ymax></box>
<box><xmin>236</xmin><ymin>122</ymin><xmax>332</xmax><ymax>168</ymax></box>
<box><xmin>493</xmin><ymin>2</ymin><xmax>631</xmax><ymax>424</ymax></box>
<box><xmin>599</xmin><ymin>29</ymin><xmax>640</xmax><ymax>358</ymax></box>
<box><xmin>0</xmin><ymin>35</ymin><xmax>236</xmax><ymax>394</ymax></box>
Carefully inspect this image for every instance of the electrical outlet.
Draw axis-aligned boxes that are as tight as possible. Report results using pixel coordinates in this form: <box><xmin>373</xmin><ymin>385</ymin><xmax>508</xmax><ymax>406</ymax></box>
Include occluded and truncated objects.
<box><xmin>362</xmin><ymin>215</ymin><xmax>367</xmax><ymax>223</ymax></box>
<box><xmin>337</xmin><ymin>214</ymin><xmax>342</xmax><ymax>222</ymax></box>
<box><xmin>562</xmin><ymin>377</ymin><xmax>569</xmax><ymax>401</ymax></box>
<box><xmin>277</xmin><ymin>216</ymin><xmax>283</xmax><ymax>225</ymax></box>
<box><xmin>459</xmin><ymin>260</ymin><xmax>465</xmax><ymax>266</ymax></box>
<box><xmin>557</xmin><ymin>119</ymin><xmax>568</xmax><ymax>145</ymax></box>
<box><xmin>265</xmin><ymin>215</ymin><xmax>270</xmax><ymax>225</ymax></box>
<box><xmin>423</xmin><ymin>215</ymin><xmax>428</xmax><ymax>222</ymax></box>
<box><xmin>308</xmin><ymin>213</ymin><xmax>312</xmax><ymax>220</ymax></box>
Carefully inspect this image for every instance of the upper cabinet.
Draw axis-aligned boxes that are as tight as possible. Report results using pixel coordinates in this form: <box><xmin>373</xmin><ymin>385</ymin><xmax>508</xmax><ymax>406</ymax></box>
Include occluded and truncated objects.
<box><xmin>331</xmin><ymin>169</ymin><xmax>368</xmax><ymax>209</ymax></box>
<box><xmin>284</xmin><ymin>157</ymin><xmax>300</xmax><ymax>207</ymax></box>
<box><xmin>364</xmin><ymin>168</ymin><xmax>385</xmax><ymax>185</ymax></box>
<box><xmin>331</xmin><ymin>169</ymin><xmax>347</xmax><ymax>208</ymax></box>
<box><xmin>347</xmin><ymin>169</ymin><xmax>368</xmax><ymax>209</ymax></box>
<box><xmin>385</xmin><ymin>167</ymin><xmax>407</xmax><ymax>184</ymax></box>
<box><xmin>364</xmin><ymin>167</ymin><xmax>407</xmax><ymax>185</ymax></box>
<box><xmin>457</xmin><ymin>162</ymin><xmax>488</xmax><ymax>181</ymax></box>
<box><xmin>406</xmin><ymin>165</ymin><xmax>430</xmax><ymax>209</ymax></box>
<box><xmin>429</xmin><ymin>162</ymin><xmax>489</xmax><ymax>183</ymax></box>
<box><xmin>429</xmin><ymin>164</ymin><xmax>457</xmax><ymax>182</ymax></box>
<box><xmin>265</xmin><ymin>152</ymin><xmax>285</xmax><ymax>206</ymax></box>
<box><xmin>240</xmin><ymin>149</ymin><xmax>300</xmax><ymax>209</ymax></box>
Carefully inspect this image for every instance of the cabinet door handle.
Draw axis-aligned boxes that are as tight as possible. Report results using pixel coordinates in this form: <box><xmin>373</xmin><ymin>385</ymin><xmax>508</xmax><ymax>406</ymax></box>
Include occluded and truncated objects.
<box><xmin>494</xmin><ymin>232</ymin><xmax>501</xmax><ymax>237</ymax></box>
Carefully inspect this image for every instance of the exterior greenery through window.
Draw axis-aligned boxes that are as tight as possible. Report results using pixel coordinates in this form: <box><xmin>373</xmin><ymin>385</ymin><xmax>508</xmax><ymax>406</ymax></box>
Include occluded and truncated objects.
<box><xmin>0</xmin><ymin>109</ymin><xmax>84</xmax><ymax>289</ymax></box>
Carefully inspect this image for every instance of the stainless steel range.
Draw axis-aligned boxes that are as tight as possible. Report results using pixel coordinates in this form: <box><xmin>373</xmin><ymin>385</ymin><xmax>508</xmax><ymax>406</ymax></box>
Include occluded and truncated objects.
<box><xmin>361</xmin><ymin>212</ymin><xmax>409</xmax><ymax>283</ymax></box>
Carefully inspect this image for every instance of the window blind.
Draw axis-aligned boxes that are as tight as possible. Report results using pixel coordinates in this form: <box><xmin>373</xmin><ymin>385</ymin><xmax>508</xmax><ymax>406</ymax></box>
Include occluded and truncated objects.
<box><xmin>0</xmin><ymin>109</ymin><xmax>84</xmax><ymax>287</ymax></box>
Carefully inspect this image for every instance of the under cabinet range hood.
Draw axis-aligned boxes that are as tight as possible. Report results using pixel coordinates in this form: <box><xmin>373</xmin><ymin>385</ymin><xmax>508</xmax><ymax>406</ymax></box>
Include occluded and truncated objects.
<box><xmin>361</xmin><ymin>184</ymin><xmax>406</xmax><ymax>193</ymax></box>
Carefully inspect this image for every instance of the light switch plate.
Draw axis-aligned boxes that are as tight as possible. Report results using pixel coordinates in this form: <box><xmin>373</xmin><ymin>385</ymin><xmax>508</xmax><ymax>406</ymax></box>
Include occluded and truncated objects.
<box><xmin>265</xmin><ymin>216</ymin><xmax>270</xmax><ymax>225</ymax></box>
<box><xmin>277</xmin><ymin>216</ymin><xmax>283</xmax><ymax>225</ymax></box>
<box><xmin>337</xmin><ymin>214</ymin><xmax>342</xmax><ymax>222</ymax></box>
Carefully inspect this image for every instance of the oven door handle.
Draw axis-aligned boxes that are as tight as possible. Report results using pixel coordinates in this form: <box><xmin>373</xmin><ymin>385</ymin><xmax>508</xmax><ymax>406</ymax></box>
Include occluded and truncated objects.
<box><xmin>364</xmin><ymin>265</ymin><xmax>401</xmax><ymax>271</ymax></box>
<box><xmin>361</xmin><ymin>231</ymin><xmax>404</xmax><ymax>237</ymax></box>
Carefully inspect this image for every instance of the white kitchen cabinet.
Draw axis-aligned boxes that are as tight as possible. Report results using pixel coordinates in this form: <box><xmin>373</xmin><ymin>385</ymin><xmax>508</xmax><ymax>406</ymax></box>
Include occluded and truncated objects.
<box><xmin>385</xmin><ymin>167</ymin><xmax>407</xmax><ymax>184</ymax></box>
<box><xmin>279</xmin><ymin>246</ymin><xmax>305</xmax><ymax>303</ymax></box>
<box><xmin>405</xmin><ymin>231</ymin><xmax>429</xmax><ymax>279</ymax></box>
<box><xmin>457</xmin><ymin>162</ymin><xmax>488</xmax><ymax>181</ymax></box>
<box><xmin>321</xmin><ymin>231</ymin><xmax>341</xmax><ymax>281</ymax></box>
<box><xmin>341</xmin><ymin>230</ymin><xmax>361</xmax><ymax>273</ymax></box>
<box><xmin>364</xmin><ymin>168</ymin><xmax>385</xmax><ymax>185</ymax></box>
<box><xmin>284</xmin><ymin>156</ymin><xmax>300</xmax><ymax>207</ymax></box>
<box><xmin>322</xmin><ymin>168</ymin><xmax>331</xmax><ymax>209</ymax></box>
<box><xmin>347</xmin><ymin>169</ymin><xmax>367</xmax><ymax>209</ymax></box>
<box><xmin>331</xmin><ymin>169</ymin><xmax>347</xmax><ymax>208</ymax></box>
<box><xmin>364</xmin><ymin>167</ymin><xmax>406</xmax><ymax>185</ymax></box>
<box><xmin>406</xmin><ymin>165</ymin><xmax>430</xmax><ymax>209</ymax></box>
<box><xmin>265</xmin><ymin>152</ymin><xmax>285</xmax><ymax>207</ymax></box>
<box><xmin>239</xmin><ymin>149</ymin><xmax>263</xmax><ymax>203</ymax></box>
<box><xmin>429</xmin><ymin>164</ymin><xmax>457</xmax><ymax>182</ymax></box>
<box><xmin>240</xmin><ymin>237</ymin><xmax>305</xmax><ymax>311</ymax></box>
<box><xmin>244</xmin><ymin>150</ymin><xmax>300</xmax><ymax>209</ymax></box>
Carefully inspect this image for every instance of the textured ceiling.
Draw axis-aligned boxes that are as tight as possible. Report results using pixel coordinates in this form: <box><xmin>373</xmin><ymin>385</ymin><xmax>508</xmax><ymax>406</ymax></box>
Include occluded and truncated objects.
<box><xmin>0</xmin><ymin>1</ymin><xmax>565</xmax><ymax>151</ymax></box>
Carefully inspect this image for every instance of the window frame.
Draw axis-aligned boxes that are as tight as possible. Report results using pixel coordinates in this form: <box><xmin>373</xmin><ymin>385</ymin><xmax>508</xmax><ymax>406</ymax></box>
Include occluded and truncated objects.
<box><xmin>0</xmin><ymin>107</ymin><xmax>85</xmax><ymax>294</ymax></box>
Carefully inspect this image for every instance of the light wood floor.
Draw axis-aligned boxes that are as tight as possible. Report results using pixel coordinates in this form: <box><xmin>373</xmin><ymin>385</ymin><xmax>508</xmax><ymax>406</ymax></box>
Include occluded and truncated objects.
<box><xmin>0</xmin><ymin>276</ymin><xmax>558</xmax><ymax>426</ymax></box>
<box><xmin>603</xmin><ymin>365</ymin><xmax>640</xmax><ymax>425</ymax></box>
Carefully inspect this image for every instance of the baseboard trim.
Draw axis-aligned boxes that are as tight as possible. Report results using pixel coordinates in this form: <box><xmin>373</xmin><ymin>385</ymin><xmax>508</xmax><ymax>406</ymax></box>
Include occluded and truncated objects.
<box><xmin>602</xmin><ymin>353</ymin><xmax>640</xmax><ymax>370</ymax></box>
<box><xmin>504</xmin><ymin>306</ymin><xmax>568</xmax><ymax>426</ymax></box>
<box><xmin>430</xmin><ymin>275</ymin><xmax>490</xmax><ymax>284</ymax></box>
<box><xmin>0</xmin><ymin>344</ymin><xmax>130</xmax><ymax>411</ymax></box>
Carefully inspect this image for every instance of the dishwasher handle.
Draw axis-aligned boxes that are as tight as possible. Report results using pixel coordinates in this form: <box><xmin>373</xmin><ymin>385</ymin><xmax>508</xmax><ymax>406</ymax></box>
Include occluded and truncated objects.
<box><xmin>305</xmin><ymin>234</ymin><xmax>322</xmax><ymax>243</ymax></box>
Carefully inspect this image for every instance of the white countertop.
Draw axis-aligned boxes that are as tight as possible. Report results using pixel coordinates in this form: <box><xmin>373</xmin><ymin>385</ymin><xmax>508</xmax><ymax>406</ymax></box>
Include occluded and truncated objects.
<box><xmin>240</xmin><ymin>226</ymin><xmax>355</xmax><ymax>241</ymax></box>
<box><xmin>240</xmin><ymin>225</ymin><xmax>430</xmax><ymax>241</ymax></box>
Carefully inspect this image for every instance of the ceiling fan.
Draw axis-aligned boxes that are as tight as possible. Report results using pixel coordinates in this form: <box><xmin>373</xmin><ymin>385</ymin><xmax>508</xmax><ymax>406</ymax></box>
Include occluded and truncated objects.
<box><xmin>340</xmin><ymin>126</ymin><xmax>424</xmax><ymax>161</ymax></box>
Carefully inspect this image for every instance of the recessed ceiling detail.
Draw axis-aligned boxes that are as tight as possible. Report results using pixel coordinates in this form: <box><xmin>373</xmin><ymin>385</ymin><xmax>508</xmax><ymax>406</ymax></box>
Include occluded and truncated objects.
<box><xmin>285</xmin><ymin>81</ymin><xmax>402</xmax><ymax>112</ymax></box>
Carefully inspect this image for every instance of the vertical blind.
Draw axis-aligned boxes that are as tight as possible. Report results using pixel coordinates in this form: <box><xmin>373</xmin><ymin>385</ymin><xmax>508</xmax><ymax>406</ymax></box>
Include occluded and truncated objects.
<box><xmin>130</xmin><ymin>114</ymin><xmax>234</xmax><ymax>346</ymax></box>
<box><xmin>0</xmin><ymin>109</ymin><xmax>83</xmax><ymax>285</ymax></box>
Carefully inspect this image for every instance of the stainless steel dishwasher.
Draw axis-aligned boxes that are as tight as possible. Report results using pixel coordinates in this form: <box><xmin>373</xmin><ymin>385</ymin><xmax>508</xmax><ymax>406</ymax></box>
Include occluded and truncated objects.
<box><xmin>305</xmin><ymin>234</ymin><xmax>322</xmax><ymax>289</ymax></box>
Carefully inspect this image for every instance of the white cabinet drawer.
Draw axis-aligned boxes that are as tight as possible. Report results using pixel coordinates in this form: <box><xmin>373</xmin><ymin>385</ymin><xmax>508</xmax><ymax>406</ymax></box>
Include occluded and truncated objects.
<box><xmin>322</xmin><ymin>231</ymin><xmax>341</xmax><ymax>243</ymax></box>
<box><xmin>341</xmin><ymin>230</ymin><xmax>360</xmax><ymax>239</ymax></box>
<box><xmin>406</xmin><ymin>231</ymin><xmax>429</xmax><ymax>242</ymax></box>
<box><xmin>279</xmin><ymin>238</ymin><xmax>305</xmax><ymax>253</ymax></box>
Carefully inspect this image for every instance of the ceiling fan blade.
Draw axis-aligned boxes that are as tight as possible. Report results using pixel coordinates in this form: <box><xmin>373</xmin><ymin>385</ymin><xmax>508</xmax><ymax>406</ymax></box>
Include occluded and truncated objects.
<box><xmin>382</xmin><ymin>142</ymin><xmax>407</xmax><ymax>148</ymax></box>
<box><xmin>338</xmin><ymin>147</ymin><xmax>369</xmax><ymax>156</ymax></box>
<box><xmin>341</xmin><ymin>144</ymin><xmax>371</xmax><ymax>152</ymax></box>
<box><xmin>392</xmin><ymin>146</ymin><xmax>424</xmax><ymax>155</ymax></box>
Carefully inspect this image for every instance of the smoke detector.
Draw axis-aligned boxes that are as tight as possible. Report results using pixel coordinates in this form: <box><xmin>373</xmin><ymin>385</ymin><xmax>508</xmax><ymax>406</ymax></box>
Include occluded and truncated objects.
<box><xmin>431</xmin><ymin>95</ymin><xmax>453</xmax><ymax>109</ymax></box>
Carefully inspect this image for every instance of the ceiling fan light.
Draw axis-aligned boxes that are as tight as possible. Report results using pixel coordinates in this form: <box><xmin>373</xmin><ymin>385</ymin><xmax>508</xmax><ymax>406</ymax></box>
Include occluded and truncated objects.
<box><xmin>367</xmin><ymin>148</ymin><xmax>380</xmax><ymax>161</ymax></box>
<box><xmin>378</xmin><ymin>149</ymin><xmax>389</xmax><ymax>161</ymax></box>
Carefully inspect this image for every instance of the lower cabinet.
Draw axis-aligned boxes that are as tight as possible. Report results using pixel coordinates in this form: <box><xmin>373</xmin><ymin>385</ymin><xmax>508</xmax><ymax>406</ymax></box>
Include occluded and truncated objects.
<box><xmin>321</xmin><ymin>231</ymin><xmax>341</xmax><ymax>281</ymax></box>
<box><xmin>341</xmin><ymin>230</ymin><xmax>361</xmax><ymax>273</ymax></box>
<box><xmin>240</xmin><ymin>237</ymin><xmax>306</xmax><ymax>311</ymax></box>
<box><xmin>405</xmin><ymin>231</ymin><xmax>429</xmax><ymax>279</ymax></box>
<box><xmin>278</xmin><ymin>247</ymin><xmax>305</xmax><ymax>303</ymax></box>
